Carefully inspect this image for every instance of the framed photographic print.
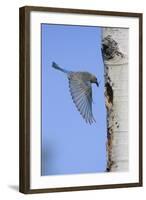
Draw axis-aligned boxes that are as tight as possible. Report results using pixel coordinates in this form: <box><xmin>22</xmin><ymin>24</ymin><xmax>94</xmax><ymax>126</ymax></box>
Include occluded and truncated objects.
<box><xmin>19</xmin><ymin>6</ymin><xmax>143</xmax><ymax>194</ymax></box>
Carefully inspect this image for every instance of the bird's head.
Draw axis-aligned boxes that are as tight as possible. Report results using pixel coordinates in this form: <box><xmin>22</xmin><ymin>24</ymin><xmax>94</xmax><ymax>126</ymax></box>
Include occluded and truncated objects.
<box><xmin>91</xmin><ymin>75</ymin><xmax>99</xmax><ymax>87</ymax></box>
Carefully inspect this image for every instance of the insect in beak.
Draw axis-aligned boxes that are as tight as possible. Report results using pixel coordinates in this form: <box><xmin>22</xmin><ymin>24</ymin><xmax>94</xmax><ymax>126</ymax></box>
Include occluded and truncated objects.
<box><xmin>96</xmin><ymin>80</ymin><xmax>100</xmax><ymax>87</ymax></box>
<box><xmin>96</xmin><ymin>82</ymin><xmax>99</xmax><ymax>87</ymax></box>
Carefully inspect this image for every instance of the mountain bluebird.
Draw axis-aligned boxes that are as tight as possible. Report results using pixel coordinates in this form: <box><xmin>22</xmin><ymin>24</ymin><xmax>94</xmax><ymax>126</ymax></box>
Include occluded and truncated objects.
<box><xmin>52</xmin><ymin>62</ymin><xmax>99</xmax><ymax>124</ymax></box>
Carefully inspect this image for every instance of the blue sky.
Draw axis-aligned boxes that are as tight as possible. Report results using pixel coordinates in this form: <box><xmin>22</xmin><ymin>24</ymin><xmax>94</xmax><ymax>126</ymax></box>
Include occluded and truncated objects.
<box><xmin>41</xmin><ymin>24</ymin><xmax>107</xmax><ymax>176</ymax></box>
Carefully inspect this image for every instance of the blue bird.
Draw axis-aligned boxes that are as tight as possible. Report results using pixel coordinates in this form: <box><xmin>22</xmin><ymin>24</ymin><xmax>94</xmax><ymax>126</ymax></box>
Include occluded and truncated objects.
<box><xmin>52</xmin><ymin>62</ymin><xmax>99</xmax><ymax>124</ymax></box>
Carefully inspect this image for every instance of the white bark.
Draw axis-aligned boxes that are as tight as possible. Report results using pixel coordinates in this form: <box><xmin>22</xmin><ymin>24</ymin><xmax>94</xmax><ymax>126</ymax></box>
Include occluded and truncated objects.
<box><xmin>102</xmin><ymin>28</ymin><xmax>129</xmax><ymax>171</ymax></box>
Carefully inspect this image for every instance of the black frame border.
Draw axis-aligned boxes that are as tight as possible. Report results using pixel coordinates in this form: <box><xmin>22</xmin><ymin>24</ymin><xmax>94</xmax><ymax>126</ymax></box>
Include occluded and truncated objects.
<box><xmin>19</xmin><ymin>6</ymin><xmax>143</xmax><ymax>194</ymax></box>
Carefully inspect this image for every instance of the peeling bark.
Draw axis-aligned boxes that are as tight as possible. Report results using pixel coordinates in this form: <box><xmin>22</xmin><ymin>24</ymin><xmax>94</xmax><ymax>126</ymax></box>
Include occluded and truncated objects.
<box><xmin>102</xmin><ymin>28</ymin><xmax>129</xmax><ymax>172</ymax></box>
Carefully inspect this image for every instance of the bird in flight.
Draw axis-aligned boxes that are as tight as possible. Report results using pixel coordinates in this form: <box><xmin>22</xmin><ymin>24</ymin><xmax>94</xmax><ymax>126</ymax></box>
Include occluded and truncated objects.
<box><xmin>52</xmin><ymin>62</ymin><xmax>99</xmax><ymax>124</ymax></box>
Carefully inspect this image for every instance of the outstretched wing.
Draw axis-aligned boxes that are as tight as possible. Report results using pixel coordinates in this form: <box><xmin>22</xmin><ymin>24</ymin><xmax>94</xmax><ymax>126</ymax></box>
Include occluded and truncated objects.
<box><xmin>68</xmin><ymin>74</ymin><xmax>96</xmax><ymax>124</ymax></box>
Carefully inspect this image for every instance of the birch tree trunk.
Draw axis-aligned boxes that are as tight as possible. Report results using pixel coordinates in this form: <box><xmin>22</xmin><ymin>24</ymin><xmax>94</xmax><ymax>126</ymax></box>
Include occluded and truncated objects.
<box><xmin>102</xmin><ymin>28</ymin><xmax>129</xmax><ymax>171</ymax></box>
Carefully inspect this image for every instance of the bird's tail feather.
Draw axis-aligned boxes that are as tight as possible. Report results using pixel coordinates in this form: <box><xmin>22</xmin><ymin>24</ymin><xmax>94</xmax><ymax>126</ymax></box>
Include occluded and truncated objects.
<box><xmin>52</xmin><ymin>62</ymin><xmax>68</xmax><ymax>73</ymax></box>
